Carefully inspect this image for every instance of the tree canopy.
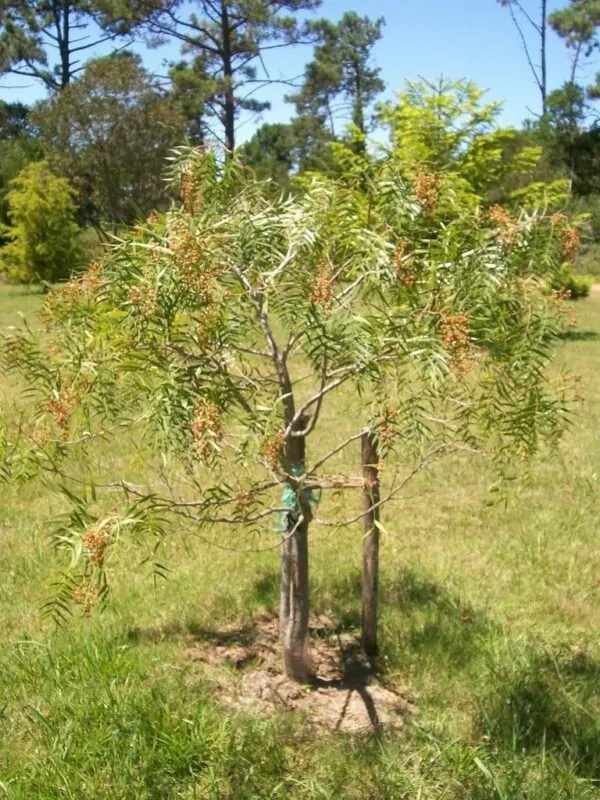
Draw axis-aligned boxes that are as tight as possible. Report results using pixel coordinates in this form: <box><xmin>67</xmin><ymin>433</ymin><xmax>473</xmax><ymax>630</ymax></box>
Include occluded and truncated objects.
<box><xmin>33</xmin><ymin>53</ymin><xmax>185</xmax><ymax>231</ymax></box>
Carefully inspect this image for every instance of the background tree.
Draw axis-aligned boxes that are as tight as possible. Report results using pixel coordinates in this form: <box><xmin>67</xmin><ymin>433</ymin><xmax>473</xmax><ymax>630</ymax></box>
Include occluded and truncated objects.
<box><xmin>0</xmin><ymin>160</ymin><xmax>81</xmax><ymax>284</ymax></box>
<box><xmin>550</xmin><ymin>0</ymin><xmax>600</xmax><ymax>84</ymax></box>
<box><xmin>287</xmin><ymin>11</ymin><xmax>384</xmax><ymax>148</ymax></box>
<box><xmin>0</xmin><ymin>101</ymin><xmax>41</xmax><ymax>238</ymax></box>
<box><xmin>169</xmin><ymin>57</ymin><xmax>213</xmax><ymax>145</ymax></box>
<box><xmin>105</xmin><ymin>0</ymin><xmax>321</xmax><ymax>153</ymax></box>
<box><xmin>238</xmin><ymin>122</ymin><xmax>295</xmax><ymax>187</ymax></box>
<box><xmin>238</xmin><ymin>116</ymin><xmax>336</xmax><ymax>187</ymax></box>
<box><xmin>33</xmin><ymin>53</ymin><xmax>185</xmax><ymax>232</ymax></box>
<box><xmin>0</xmin><ymin>0</ymin><xmax>125</xmax><ymax>91</ymax></box>
<box><xmin>497</xmin><ymin>0</ymin><xmax>548</xmax><ymax>115</ymax></box>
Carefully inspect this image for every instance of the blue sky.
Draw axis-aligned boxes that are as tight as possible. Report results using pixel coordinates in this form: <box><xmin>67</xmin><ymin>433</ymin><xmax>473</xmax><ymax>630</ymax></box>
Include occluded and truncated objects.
<box><xmin>0</xmin><ymin>0</ymin><xmax>595</xmax><ymax>142</ymax></box>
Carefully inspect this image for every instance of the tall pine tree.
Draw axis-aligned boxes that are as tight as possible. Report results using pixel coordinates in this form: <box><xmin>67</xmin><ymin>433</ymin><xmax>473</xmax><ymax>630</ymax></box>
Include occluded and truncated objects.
<box><xmin>0</xmin><ymin>0</ymin><xmax>124</xmax><ymax>91</ymax></box>
<box><xmin>105</xmin><ymin>0</ymin><xmax>321</xmax><ymax>153</ymax></box>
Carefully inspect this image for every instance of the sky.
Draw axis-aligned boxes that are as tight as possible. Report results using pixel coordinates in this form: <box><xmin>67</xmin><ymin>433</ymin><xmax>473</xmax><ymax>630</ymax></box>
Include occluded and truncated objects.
<box><xmin>0</xmin><ymin>0</ymin><xmax>596</xmax><ymax>142</ymax></box>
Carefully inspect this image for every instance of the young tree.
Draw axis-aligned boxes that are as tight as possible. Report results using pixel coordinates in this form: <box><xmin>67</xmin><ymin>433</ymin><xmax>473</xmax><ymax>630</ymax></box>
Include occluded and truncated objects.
<box><xmin>2</xmin><ymin>135</ymin><xmax>571</xmax><ymax>680</ymax></box>
<box><xmin>105</xmin><ymin>0</ymin><xmax>321</xmax><ymax>153</ymax></box>
<box><xmin>0</xmin><ymin>160</ymin><xmax>81</xmax><ymax>284</ymax></box>
<box><xmin>0</xmin><ymin>0</ymin><xmax>125</xmax><ymax>91</ymax></box>
<box><xmin>497</xmin><ymin>0</ymin><xmax>548</xmax><ymax>115</ymax></box>
<box><xmin>33</xmin><ymin>53</ymin><xmax>186</xmax><ymax>231</ymax></box>
<box><xmin>377</xmin><ymin>78</ymin><xmax>550</xmax><ymax>203</ymax></box>
<box><xmin>287</xmin><ymin>11</ymin><xmax>385</xmax><ymax>144</ymax></box>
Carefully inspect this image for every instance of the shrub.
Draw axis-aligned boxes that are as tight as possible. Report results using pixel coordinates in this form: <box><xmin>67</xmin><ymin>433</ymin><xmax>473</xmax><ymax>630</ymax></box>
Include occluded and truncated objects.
<box><xmin>549</xmin><ymin>265</ymin><xmax>593</xmax><ymax>299</ymax></box>
<box><xmin>0</xmin><ymin>160</ymin><xmax>81</xmax><ymax>285</ymax></box>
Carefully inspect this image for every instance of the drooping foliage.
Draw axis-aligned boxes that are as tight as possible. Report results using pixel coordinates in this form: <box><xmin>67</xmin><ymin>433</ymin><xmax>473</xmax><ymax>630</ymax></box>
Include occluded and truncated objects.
<box><xmin>1</xmin><ymin>124</ymin><xmax>575</xmax><ymax>676</ymax></box>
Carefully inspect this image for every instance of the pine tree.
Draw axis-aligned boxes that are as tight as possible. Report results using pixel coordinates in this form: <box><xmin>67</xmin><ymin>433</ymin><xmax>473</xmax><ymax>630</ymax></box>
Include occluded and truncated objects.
<box><xmin>0</xmin><ymin>0</ymin><xmax>124</xmax><ymax>91</ymax></box>
<box><xmin>288</xmin><ymin>12</ymin><xmax>385</xmax><ymax>144</ymax></box>
<box><xmin>105</xmin><ymin>0</ymin><xmax>321</xmax><ymax>152</ymax></box>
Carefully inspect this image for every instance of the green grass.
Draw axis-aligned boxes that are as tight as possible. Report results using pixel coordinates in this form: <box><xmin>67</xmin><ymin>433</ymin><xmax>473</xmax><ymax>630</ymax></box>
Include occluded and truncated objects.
<box><xmin>1</xmin><ymin>291</ymin><xmax>600</xmax><ymax>798</ymax></box>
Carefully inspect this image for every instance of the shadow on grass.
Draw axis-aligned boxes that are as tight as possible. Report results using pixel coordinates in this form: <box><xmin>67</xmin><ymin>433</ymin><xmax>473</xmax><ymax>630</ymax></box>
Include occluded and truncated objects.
<box><xmin>556</xmin><ymin>329</ymin><xmax>600</xmax><ymax>342</ymax></box>
<box><xmin>479</xmin><ymin>649</ymin><xmax>600</xmax><ymax>780</ymax></box>
<box><xmin>127</xmin><ymin>566</ymin><xmax>490</xmax><ymax>676</ymax></box>
<box><xmin>127</xmin><ymin>619</ymin><xmax>262</xmax><ymax>647</ymax></box>
<box><xmin>319</xmin><ymin>567</ymin><xmax>491</xmax><ymax>670</ymax></box>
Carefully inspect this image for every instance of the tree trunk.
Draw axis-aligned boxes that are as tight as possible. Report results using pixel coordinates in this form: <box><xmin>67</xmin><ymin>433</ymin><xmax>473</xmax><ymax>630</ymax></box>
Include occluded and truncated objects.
<box><xmin>282</xmin><ymin>512</ymin><xmax>310</xmax><ymax>682</ymax></box>
<box><xmin>361</xmin><ymin>430</ymin><xmax>380</xmax><ymax>658</ymax></box>
<box><xmin>220</xmin><ymin>2</ymin><xmax>236</xmax><ymax>155</ymax></box>
<box><xmin>280</xmin><ymin>531</ymin><xmax>291</xmax><ymax>636</ymax></box>
<box><xmin>60</xmin><ymin>0</ymin><xmax>71</xmax><ymax>88</ymax></box>
<box><xmin>351</xmin><ymin>62</ymin><xmax>366</xmax><ymax>155</ymax></box>
<box><xmin>541</xmin><ymin>0</ymin><xmax>547</xmax><ymax>116</ymax></box>
<box><xmin>280</xmin><ymin>417</ymin><xmax>311</xmax><ymax>682</ymax></box>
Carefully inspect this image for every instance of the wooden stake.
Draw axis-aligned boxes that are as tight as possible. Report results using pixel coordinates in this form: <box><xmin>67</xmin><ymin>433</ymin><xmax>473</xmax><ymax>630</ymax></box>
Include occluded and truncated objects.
<box><xmin>361</xmin><ymin>430</ymin><xmax>380</xmax><ymax>657</ymax></box>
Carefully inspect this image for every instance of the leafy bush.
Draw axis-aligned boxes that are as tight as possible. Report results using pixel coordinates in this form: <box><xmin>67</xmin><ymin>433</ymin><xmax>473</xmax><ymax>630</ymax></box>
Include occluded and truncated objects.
<box><xmin>550</xmin><ymin>265</ymin><xmax>593</xmax><ymax>299</ymax></box>
<box><xmin>0</xmin><ymin>160</ymin><xmax>81</xmax><ymax>285</ymax></box>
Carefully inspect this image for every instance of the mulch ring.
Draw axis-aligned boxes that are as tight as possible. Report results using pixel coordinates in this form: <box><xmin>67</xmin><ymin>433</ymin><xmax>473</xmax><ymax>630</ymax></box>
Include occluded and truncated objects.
<box><xmin>185</xmin><ymin>613</ymin><xmax>416</xmax><ymax>735</ymax></box>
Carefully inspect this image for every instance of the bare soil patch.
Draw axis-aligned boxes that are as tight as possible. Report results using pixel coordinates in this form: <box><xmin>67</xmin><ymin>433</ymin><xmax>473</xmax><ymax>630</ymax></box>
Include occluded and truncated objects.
<box><xmin>185</xmin><ymin>613</ymin><xmax>416</xmax><ymax>734</ymax></box>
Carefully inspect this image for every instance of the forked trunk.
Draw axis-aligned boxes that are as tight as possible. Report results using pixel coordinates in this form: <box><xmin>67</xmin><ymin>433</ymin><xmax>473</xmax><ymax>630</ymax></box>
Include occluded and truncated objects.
<box><xmin>361</xmin><ymin>430</ymin><xmax>380</xmax><ymax>657</ymax></box>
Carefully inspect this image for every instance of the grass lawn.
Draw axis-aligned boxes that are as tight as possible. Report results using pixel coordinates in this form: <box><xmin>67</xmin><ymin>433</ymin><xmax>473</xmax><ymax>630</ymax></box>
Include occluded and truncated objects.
<box><xmin>1</xmin><ymin>287</ymin><xmax>600</xmax><ymax>798</ymax></box>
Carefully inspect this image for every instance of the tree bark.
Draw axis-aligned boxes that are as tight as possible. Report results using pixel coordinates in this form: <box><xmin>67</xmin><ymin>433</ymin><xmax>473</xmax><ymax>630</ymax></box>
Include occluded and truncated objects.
<box><xmin>541</xmin><ymin>0</ymin><xmax>547</xmax><ymax>116</ymax></box>
<box><xmin>280</xmin><ymin>531</ymin><xmax>291</xmax><ymax>636</ymax></box>
<box><xmin>361</xmin><ymin>430</ymin><xmax>380</xmax><ymax>658</ymax></box>
<box><xmin>60</xmin><ymin>0</ymin><xmax>71</xmax><ymax>88</ymax></box>
<box><xmin>280</xmin><ymin>416</ymin><xmax>311</xmax><ymax>682</ymax></box>
<box><xmin>282</xmin><ymin>512</ymin><xmax>310</xmax><ymax>682</ymax></box>
<box><xmin>220</xmin><ymin>2</ymin><xmax>236</xmax><ymax>155</ymax></box>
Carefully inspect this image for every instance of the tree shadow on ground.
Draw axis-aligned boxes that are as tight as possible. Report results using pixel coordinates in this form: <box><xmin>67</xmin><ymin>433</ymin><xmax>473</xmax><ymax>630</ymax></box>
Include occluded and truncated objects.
<box><xmin>128</xmin><ymin>568</ymin><xmax>493</xmax><ymax>687</ymax></box>
<box><xmin>556</xmin><ymin>329</ymin><xmax>600</xmax><ymax>342</ymax></box>
<box><xmin>321</xmin><ymin>566</ymin><xmax>492</xmax><ymax>671</ymax></box>
<box><xmin>479</xmin><ymin>648</ymin><xmax>600</xmax><ymax>780</ymax></box>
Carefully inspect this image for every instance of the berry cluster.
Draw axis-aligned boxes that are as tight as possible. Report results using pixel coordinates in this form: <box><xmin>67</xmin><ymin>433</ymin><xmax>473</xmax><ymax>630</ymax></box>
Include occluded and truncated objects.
<box><xmin>233</xmin><ymin>490</ymin><xmax>255</xmax><ymax>517</ymax></box>
<box><xmin>378</xmin><ymin>403</ymin><xmax>398</xmax><ymax>447</ymax></box>
<box><xmin>167</xmin><ymin>216</ymin><xmax>218</xmax><ymax>301</ymax></box>
<box><xmin>393</xmin><ymin>238</ymin><xmax>418</xmax><ymax>287</ymax></box>
<box><xmin>488</xmin><ymin>205</ymin><xmax>519</xmax><ymax>247</ymax></box>
<box><xmin>550</xmin><ymin>288</ymin><xmax>572</xmax><ymax>302</ymax></box>
<box><xmin>45</xmin><ymin>260</ymin><xmax>103</xmax><ymax>316</ymax></box>
<box><xmin>191</xmin><ymin>397</ymin><xmax>223</xmax><ymax>461</ymax></box>
<box><xmin>557</xmin><ymin>225</ymin><xmax>581</xmax><ymax>261</ymax></box>
<box><xmin>261</xmin><ymin>430</ymin><xmax>285</xmax><ymax>471</ymax></box>
<box><xmin>310</xmin><ymin>260</ymin><xmax>334</xmax><ymax>309</ymax></box>
<box><xmin>488</xmin><ymin>204</ymin><xmax>513</xmax><ymax>228</ymax></box>
<box><xmin>415</xmin><ymin>172</ymin><xmax>441</xmax><ymax>213</ymax></box>
<box><xmin>127</xmin><ymin>283</ymin><xmax>158</xmax><ymax>316</ymax></box>
<box><xmin>194</xmin><ymin>305</ymin><xmax>221</xmax><ymax>352</ymax></box>
<box><xmin>72</xmin><ymin>584</ymin><xmax>98</xmax><ymax>615</ymax></box>
<box><xmin>84</xmin><ymin>525</ymin><xmax>111</xmax><ymax>567</ymax></box>
<box><xmin>440</xmin><ymin>312</ymin><xmax>472</xmax><ymax>374</ymax></box>
<box><xmin>550</xmin><ymin>213</ymin><xmax>581</xmax><ymax>261</ymax></box>
<box><xmin>46</xmin><ymin>385</ymin><xmax>78</xmax><ymax>433</ymax></box>
<box><xmin>180</xmin><ymin>166</ymin><xmax>203</xmax><ymax>215</ymax></box>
